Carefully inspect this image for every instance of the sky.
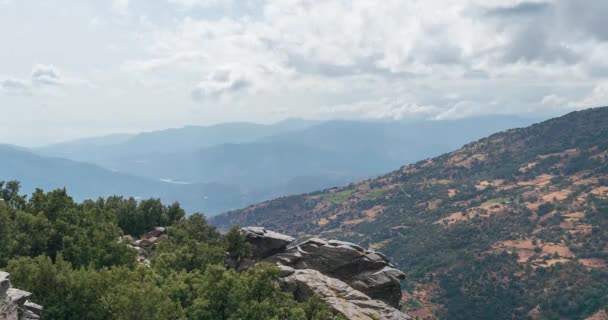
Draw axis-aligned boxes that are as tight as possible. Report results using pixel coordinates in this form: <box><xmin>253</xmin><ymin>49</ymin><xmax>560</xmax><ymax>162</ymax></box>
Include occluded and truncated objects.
<box><xmin>1</xmin><ymin>0</ymin><xmax>608</xmax><ymax>146</ymax></box>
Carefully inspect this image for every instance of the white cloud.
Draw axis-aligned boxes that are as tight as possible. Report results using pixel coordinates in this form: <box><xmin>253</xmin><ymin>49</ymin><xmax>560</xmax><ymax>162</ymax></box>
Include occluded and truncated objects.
<box><xmin>317</xmin><ymin>97</ymin><xmax>442</xmax><ymax>120</ymax></box>
<box><xmin>112</xmin><ymin>0</ymin><xmax>129</xmax><ymax>16</ymax></box>
<box><xmin>0</xmin><ymin>65</ymin><xmax>90</xmax><ymax>97</ymax></box>
<box><xmin>572</xmin><ymin>83</ymin><xmax>608</xmax><ymax>109</ymax></box>
<box><xmin>31</xmin><ymin>64</ymin><xmax>62</xmax><ymax>86</ymax></box>
<box><xmin>167</xmin><ymin>0</ymin><xmax>230</xmax><ymax>8</ymax></box>
<box><xmin>2</xmin><ymin>0</ymin><xmax>608</xmax><ymax>145</ymax></box>
<box><xmin>0</xmin><ymin>78</ymin><xmax>31</xmax><ymax>95</ymax></box>
<box><xmin>191</xmin><ymin>67</ymin><xmax>252</xmax><ymax>100</ymax></box>
<box><xmin>541</xmin><ymin>94</ymin><xmax>567</xmax><ymax>108</ymax></box>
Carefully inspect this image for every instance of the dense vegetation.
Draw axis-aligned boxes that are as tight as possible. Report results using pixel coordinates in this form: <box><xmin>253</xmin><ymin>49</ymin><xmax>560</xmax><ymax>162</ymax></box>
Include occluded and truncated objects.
<box><xmin>214</xmin><ymin>107</ymin><xmax>608</xmax><ymax>319</ymax></box>
<box><xmin>0</xmin><ymin>182</ymin><xmax>334</xmax><ymax>319</ymax></box>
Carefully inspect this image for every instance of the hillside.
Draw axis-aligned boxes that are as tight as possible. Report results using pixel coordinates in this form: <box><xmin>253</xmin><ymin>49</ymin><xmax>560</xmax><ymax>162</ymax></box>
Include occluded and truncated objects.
<box><xmin>0</xmin><ymin>145</ymin><xmax>248</xmax><ymax>213</ymax></box>
<box><xmin>212</xmin><ymin>107</ymin><xmax>608</xmax><ymax>319</ymax></box>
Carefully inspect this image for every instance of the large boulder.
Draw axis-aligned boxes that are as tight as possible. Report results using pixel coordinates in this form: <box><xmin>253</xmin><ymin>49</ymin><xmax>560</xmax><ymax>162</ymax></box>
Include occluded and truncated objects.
<box><xmin>349</xmin><ymin>266</ymin><xmax>406</xmax><ymax>308</ymax></box>
<box><xmin>263</xmin><ymin>237</ymin><xmax>405</xmax><ymax>307</ymax></box>
<box><xmin>242</xmin><ymin>227</ymin><xmax>295</xmax><ymax>258</ymax></box>
<box><xmin>282</xmin><ymin>269</ymin><xmax>410</xmax><ymax>320</ymax></box>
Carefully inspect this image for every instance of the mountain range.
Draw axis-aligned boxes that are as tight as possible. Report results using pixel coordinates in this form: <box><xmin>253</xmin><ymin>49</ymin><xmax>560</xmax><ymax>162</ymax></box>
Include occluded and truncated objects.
<box><xmin>18</xmin><ymin>116</ymin><xmax>537</xmax><ymax>214</ymax></box>
<box><xmin>211</xmin><ymin>107</ymin><xmax>608</xmax><ymax>319</ymax></box>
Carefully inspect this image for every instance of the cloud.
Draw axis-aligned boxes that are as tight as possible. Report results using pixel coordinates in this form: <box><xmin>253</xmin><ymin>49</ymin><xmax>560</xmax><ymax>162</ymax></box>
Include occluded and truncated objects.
<box><xmin>0</xmin><ymin>65</ymin><xmax>88</xmax><ymax>96</ymax></box>
<box><xmin>112</xmin><ymin>0</ymin><xmax>129</xmax><ymax>15</ymax></box>
<box><xmin>167</xmin><ymin>0</ymin><xmax>230</xmax><ymax>8</ymax></box>
<box><xmin>0</xmin><ymin>78</ymin><xmax>31</xmax><ymax>95</ymax></box>
<box><xmin>541</xmin><ymin>94</ymin><xmax>567</xmax><ymax>108</ymax></box>
<box><xmin>191</xmin><ymin>67</ymin><xmax>252</xmax><ymax>100</ymax></box>
<box><xmin>572</xmin><ymin>83</ymin><xmax>608</xmax><ymax>109</ymax></box>
<box><xmin>485</xmin><ymin>1</ymin><xmax>552</xmax><ymax>18</ymax></box>
<box><xmin>317</xmin><ymin>97</ymin><xmax>442</xmax><ymax>120</ymax></box>
<box><xmin>31</xmin><ymin>64</ymin><xmax>62</xmax><ymax>86</ymax></box>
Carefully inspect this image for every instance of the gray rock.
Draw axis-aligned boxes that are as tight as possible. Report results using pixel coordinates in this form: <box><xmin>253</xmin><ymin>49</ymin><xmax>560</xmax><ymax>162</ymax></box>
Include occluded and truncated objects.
<box><xmin>23</xmin><ymin>301</ymin><xmax>43</xmax><ymax>316</ymax></box>
<box><xmin>263</xmin><ymin>236</ymin><xmax>403</xmax><ymax>306</ymax></box>
<box><xmin>242</xmin><ymin>227</ymin><xmax>295</xmax><ymax>258</ymax></box>
<box><xmin>141</xmin><ymin>227</ymin><xmax>166</xmax><ymax>240</ymax></box>
<box><xmin>0</xmin><ymin>272</ymin><xmax>42</xmax><ymax>320</ymax></box>
<box><xmin>277</xmin><ymin>265</ymin><xmax>295</xmax><ymax>277</ymax></box>
<box><xmin>350</xmin><ymin>267</ymin><xmax>406</xmax><ymax>307</ymax></box>
<box><xmin>240</xmin><ymin>227</ymin><xmax>409</xmax><ymax>315</ymax></box>
<box><xmin>282</xmin><ymin>269</ymin><xmax>410</xmax><ymax>320</ymax></box>
<box><xmin>6</xmin><ymin>288</ymin><xmax>32</xmax><ymax>305</ymax></box>
<box><xmin>0</xmin><ymin>272</ymin><xmax>10</xmax><ymax>299</ymax></box>
<box><xmin>236</xmin><ymin>258</ymin><xmax>256</xmax><ymax>272</ymax></box>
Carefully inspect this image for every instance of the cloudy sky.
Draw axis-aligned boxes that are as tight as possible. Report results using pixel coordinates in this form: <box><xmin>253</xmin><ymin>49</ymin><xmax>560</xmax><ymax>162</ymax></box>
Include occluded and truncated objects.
<box><xmin>1</xmin><ymin>0</ymin><xmax>607</xmax><ymax>146</ymax></box>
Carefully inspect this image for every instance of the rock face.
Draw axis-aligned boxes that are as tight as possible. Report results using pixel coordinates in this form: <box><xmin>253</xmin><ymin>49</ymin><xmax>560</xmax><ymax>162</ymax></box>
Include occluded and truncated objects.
<box><xmin>239</xmin><ymin>227</ymin><xmax>410</xmax><ymax>320</ymax></box>
<box><xmin>283</xmin><ymin>269</ymin><xmax>409</xmax><ymax>320</ymax></box>
<box><xmin>263</xmin><ymin>237</ymin><xmax>406</xmax><ymax>308</ymax></box>
<box><xmin>242</xmin><ymin>226</ymin><xmax>295</xmax><ymax>258</ymax></box>
<box><xmin>0</xmin><ymin>272</ymin><xmax>43</xmax><ymax>320</ymax></box>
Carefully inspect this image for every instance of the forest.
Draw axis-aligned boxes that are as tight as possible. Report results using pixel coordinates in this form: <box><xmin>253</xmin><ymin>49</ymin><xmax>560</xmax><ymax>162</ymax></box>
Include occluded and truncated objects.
<box><xmin>0</xmin><ymin>181</ymin><xmax>335</xmax><ymax>320</ymax></box>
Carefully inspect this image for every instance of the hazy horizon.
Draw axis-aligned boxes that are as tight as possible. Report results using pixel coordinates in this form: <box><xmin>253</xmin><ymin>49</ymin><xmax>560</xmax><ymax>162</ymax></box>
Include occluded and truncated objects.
<box><xmin>14</xmin><ymin>113</ymin><xmax>548</xmax><ymax>148</ymax></box>
<box><xmin>2</xmin><ymin>1</ymin><xmax>607</xmax><ymax>146</ymax></box>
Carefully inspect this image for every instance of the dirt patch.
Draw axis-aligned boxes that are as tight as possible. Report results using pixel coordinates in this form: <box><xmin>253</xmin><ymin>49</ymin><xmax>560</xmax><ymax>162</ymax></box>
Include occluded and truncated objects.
<box><xmin>449</xmin><ymin>153</ymin><xmax>487</xmax><ymax>168</ymax></box>
<box><xmin>402</xmin><ymin>166</ymin><xmax>419</xmax><ymax>174</ymax></box>
<box><xmin>569</xmin><ymin>224</ymin><xmax>593</xmax><ymax>235</ymax></box>
<box><xmin>342</xmin><ymin>205</ymin><xmax>386</xmax><ymax>226</ymax></box>
<box><xmin>517</xmin><ymin>174</ymin><xmax>554</xmax><ymax>187</ymax></box>
<box><xmin>363</xmin><ymin>205</ymin><xmax>385</xmax><ymax>219</ymax></box>
<box><xmin>368</xmin><ymin>240</ymin><xmax>390</xmax><ymax>251</ymax></box>
<box><xmin>541</xmin><ymin>190</ymin><xmax>572</xmax><ymax>202</ymax></box>
<box><xmin>434</xmin><ymin>211</ymin><xmax>466</xmax><ymax>225</ymax></box>
<box><xmin>447</xmin><ymin>189</ymin><xmax>457</xmax><ymax>198</ymax></box>
<box><xmin>591</xmin><ymin>150</ymin><xmax>608</xmax><ymax>161</ymax></box>
<box><xmin>579</xmin><ymin>258</ymin><xmax>607</xmax><ymax>269</ymax></box>
<box><xmin>519</xmin><ymin>161</ymin><xmax>538</xmax><ymax>173</ymax></box>
<box><xmin>586</xmin><ymin>309</ymin><xmax>608</xmax><ymax>320</ymax></box>
<box><xmin>317</xmin><ymin>218</ymin><xmax>329</xmax><ymax>226</ymax></box>
<box><xmin>563</xmin><ymin>212</ymin><xmax>585</xmax><ymax>220</ymax></box>
<box><xmin>543</xmin><ymin>243</ymin><xmax>575</xmax><ymax>257</ymax></box>
<box><xmin>492</xmin><ymin>239</ymin><xmax>574</xmax><ymax>264</ymax></box>
<box><xmin>537</xmin><ymin>258</ymin><xmax>570</xmax><ymax>267</ymax></box>
<box><xmin>591</xmin><ymin>186</ymin><xmax>608</xmax><ymax>198</ymax></box>
<box><xmin>538</xmin><ymin>148</ymin><xmax>579</xmax><ymax>159</ymax></box>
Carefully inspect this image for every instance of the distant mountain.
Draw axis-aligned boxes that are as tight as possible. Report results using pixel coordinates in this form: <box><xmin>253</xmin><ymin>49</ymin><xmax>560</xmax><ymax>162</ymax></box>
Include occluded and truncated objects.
<box><xmin>54</xmin><ymin>116</ymin><xmax>537</xmax><ymax>189</ymax></box>
<box><xmin>211</xmin><ymin>107</ymin><xmax>608</xmax><ymax>319</ymax></box>
<box><xmin>35</xmin><ymin>119</ymin><xmax>318</xmax><ymax>165</ymax></box>
<box><xmin>27</xmin><ymin>116</ymin><xmax>540</xmax><ymax>214</ymax></box>
<box><xmin>0</xmin><ymin>145</ymin><xmax>249</xmax><ymax>213</ymax></box>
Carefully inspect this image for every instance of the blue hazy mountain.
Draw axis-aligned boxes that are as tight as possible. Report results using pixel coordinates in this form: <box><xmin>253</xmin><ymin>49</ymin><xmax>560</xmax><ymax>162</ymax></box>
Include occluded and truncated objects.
<box><xmin>23</xmin><ymin>116</ymin><xmax>540</xmax><ymax>214</ymax></box>
<box><xmin>35</xmin><ymin>119</ymin><xmax>317</xmax><ymax>165</ymax></box>
<box><xmin>0</xmin><ymin>144</ymin><xmax>249</xmax><ymax>213</ymax></box>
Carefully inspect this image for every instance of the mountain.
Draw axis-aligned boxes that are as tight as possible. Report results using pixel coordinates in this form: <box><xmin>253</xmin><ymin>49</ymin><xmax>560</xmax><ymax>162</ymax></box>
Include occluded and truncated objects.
<box><xmin>27</xmin><ymin>116</ymin><xmax>538</xmax><ymax>214</ymax></box>
<box><xmin>34</xmin><ymin>119</ymin><xmax>318</xmax><ymax>166</ymax></box>
<box><xmin>0</xmin><ymin>145</ymin><xmax>249</xmax><ymax>213</ymax></box>
<box><xmin>211</xmin><ymin>107</ymin><xmax>608</xmax><ymax>319</ymax></box>
<box><xmin>42</xmin><ymin>116</ymin><xmax>537</xmax><ymax>189</ymax></box>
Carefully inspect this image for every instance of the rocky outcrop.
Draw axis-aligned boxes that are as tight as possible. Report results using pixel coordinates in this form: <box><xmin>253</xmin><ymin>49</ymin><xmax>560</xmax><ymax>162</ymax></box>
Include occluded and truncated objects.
<box><xmin>282</xmin><ymin>269</ymin><xmax>409</xmax><ymax>320</ymax></box>
<box><xmin>0</xmin><ymin>272</ymin><xmax>43</xmax><ymax>320</ymax></box>
<box><xmin>242</xmin><ymin>226</ymin><xmax>295</xmax><ymax>258</ymax></box>
<box><xmin>238</xmin><ymin>227</ymin><xmax>410</xmax><ymax>320</ymax></box>
<box><xmin>123</xmin><ymin>227</ymin><xmax>169</xmax><ymax>266</ymax></box>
